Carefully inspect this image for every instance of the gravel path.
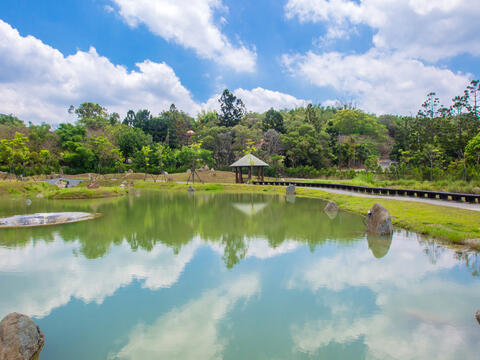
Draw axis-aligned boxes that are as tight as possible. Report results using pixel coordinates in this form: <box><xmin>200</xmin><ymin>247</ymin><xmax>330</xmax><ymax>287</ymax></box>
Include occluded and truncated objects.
<box><xmin>301</xmin><ymin>187</ymin><xmax>480</xmax><ymax>212</ymax></box>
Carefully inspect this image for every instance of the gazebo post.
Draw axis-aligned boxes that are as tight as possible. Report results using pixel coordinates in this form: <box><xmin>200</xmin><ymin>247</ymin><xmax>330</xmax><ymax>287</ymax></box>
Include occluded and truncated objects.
<box><xmin>248</xmin><ymin>166</ymin><xmax>252</xmax><ymax>181</ymax></box>
<box><xmin>239</xmin><ymin>167</ymin><xmax>243</xmax><ymax>183</ymax></box>
<box><xmin>235</xmin><ymin>167</ymin><xmax>238</xmax><ymax>183</ymax></box>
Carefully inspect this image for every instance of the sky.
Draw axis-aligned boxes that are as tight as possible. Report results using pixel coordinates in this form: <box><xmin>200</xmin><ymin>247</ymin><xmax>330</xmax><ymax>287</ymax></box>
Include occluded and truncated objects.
<box><xmin>0</xmin><ymin>0</ymin><xmax>479</xmax><ymax>124</ymax></box>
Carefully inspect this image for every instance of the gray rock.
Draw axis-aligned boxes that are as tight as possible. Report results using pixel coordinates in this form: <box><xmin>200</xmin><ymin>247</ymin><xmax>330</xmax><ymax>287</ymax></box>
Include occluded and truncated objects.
<box><xmin>475</xmin><ymin>310</ymin><xmax>480</xmax><ymax>325</ymax></box>
<box><xmin>286</xmin><ymin>185</ymin><xmax>295</xmax><ymax>195</ymax></box>
<box><xmin>188</xmin><ymin>186</ymin><xmax>195</xmax><ymax>192</ymax></box>
<box><xmin>366</xmin><ymin>203</ymin><xmax>393</xmax><ymax>236</ymax></box>
<box><xmin>324</xmin><ymin>201</ymin><xmax>338</xmax><ymax>213</ymax></box>
<box><xmin>0</xmin><ymin>312</ymin><xmax>45</xmax><ymax>360</ymax></box>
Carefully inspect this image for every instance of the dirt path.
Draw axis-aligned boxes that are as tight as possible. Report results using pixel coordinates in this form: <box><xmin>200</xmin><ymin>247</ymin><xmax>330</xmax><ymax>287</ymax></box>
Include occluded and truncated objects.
<box><xmin>301</xmin><ymin>187</ymin><xmax>480</xmax><ymax>212</ymax></box>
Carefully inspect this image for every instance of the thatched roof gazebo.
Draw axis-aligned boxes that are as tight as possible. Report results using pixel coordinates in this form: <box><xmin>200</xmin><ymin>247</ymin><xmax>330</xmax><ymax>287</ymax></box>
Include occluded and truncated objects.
<box><xmin>230</xmin><ymin>153</ymin><xmax>268</xmax><ymax>183</ymax></box>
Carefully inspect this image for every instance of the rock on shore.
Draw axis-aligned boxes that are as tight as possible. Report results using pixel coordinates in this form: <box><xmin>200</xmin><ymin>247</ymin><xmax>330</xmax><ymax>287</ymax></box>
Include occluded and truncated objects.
<box><xmin>366</xmin><ymin>203</ymin><xmax>394</xmax><ymax>236</ymax></box>
<box><xmin>0</xmin><ymin>313</ymin><xmax>44</xmax><ymax>360</ymax></box>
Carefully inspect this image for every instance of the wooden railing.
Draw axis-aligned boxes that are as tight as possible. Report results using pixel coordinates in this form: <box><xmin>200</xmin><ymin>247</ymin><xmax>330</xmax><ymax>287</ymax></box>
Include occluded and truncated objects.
<box><xmin>252</xmin><ymin>181</ymin><xmax>480</xmax><ymax>204</ymax></box>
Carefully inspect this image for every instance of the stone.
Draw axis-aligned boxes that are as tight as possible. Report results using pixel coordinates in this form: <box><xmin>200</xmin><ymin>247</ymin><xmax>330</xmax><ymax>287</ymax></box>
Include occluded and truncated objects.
<box><xmin>286</xmin><ymin>185</ymin><xmax>295</xmax><ymax>195</ymax></box>
<box><xmin>35</xmin><ymin>194</ymin><xmax>43</xmax><ymax>199</ymax></box>
<box><xmin>120</xmin><ymin>180</ymin><xmax>127</xmax><ymax>189</ymax></box>
<box><xmin>324</xmin><ymin>201</ymin><xmax>338</xmax><ymax>213</ymax></box>
<box><xmin>87</xmin><ymin>181</ymin><xmax>99</xmax><ymax>189</ymax></box>
<box><xmin>0</xmin><ymin>312</ymin><xmax>45</xmax><ymax>360</ymax></box>
<box><xmin>127</xmin><ymin>169</ymin><xmax>134</xmax><ymax>174</ymax></box>
<box><xmin>54</xmin><ymin>179</ymin><xmax>67</xmax><ymax>189</ymax></box>
<box><xmin>188</xmin><ymin>186</ymin><xmax>195</xmax><ymax>192</ymax></box>
<box><xmin>475</xmin><ymin>310</ymin><xmax>480</xmax><ymax>325</ymax></box>
<box><xmin>366</xmin><ymin>203</ymin><xmax>394</xmax><ymax>236</ymax></box>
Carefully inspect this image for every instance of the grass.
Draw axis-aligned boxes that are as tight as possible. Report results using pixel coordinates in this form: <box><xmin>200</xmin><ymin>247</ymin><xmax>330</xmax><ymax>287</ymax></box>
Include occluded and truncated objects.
<box><xmin>0</xmin><ymin>180</ymin><xmax>127</xmax><ymax>199</ymax></box>
<box><xmin>44</xmin><ymin>186</ymin><xmax>127</xmax><ymax>199</ymax></box>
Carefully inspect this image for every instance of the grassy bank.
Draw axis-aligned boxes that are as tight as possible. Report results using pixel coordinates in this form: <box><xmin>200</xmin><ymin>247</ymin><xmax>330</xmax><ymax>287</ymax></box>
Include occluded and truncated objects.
<box><xmin>0</xmin><ymin>181</ymin><xmax>127</xmax><ymax>199</ymax></box>
<box><xmin>134</xmin><ymin>181</ymin><xmax>480</xmax><ymax>250</ymax></box>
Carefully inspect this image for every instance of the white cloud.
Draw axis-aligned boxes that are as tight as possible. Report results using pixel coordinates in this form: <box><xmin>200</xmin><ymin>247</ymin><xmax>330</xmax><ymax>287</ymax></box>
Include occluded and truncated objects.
<box><xmin>0</xmin><ymin>236</ymin><xmax>203</xmax><ymax>318</ymax></box>
<box><xmin>114</xmin><ymin>274</ymin><xmax>260</xmax><ymax>360</ymax></box>
<box><xmin>111</xmin><ymin>0</ymin><xmax>257</xmax><ymax>72</ymax></box>
<box><xmin>289</xmin><ymin>231</ymin><xmax>480</xmax><ymax>359</ymax></box>
<box><xmin>282</xmin><ymin>49</ymin><xmax>470</xmax><ymax>114</ymax></box>
<box><xmin>0</xmin><ymin>19</ymin><xmax>200</xmax><ymax>124</ymax></box>
<box><xmin>285</xmin><ymin>0</ymin><xmax>480</xmax><ymax>61</ymax></box>
<box><xmin>0</xmin><ymin>232</ymin><xmax>296</xmax><ymax>319</ymax></box>
<box><xmin>203</xmin><ymin>87</ymin><xmax>310</xmax><ymax>113</ymax></box>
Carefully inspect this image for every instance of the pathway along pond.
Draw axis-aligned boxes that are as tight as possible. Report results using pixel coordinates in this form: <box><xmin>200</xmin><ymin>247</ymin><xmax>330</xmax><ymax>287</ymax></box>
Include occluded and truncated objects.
<box><xmin>0</xmin><ymin>191</ymin><xmax>479</xmax><ymax>359</ymax></box>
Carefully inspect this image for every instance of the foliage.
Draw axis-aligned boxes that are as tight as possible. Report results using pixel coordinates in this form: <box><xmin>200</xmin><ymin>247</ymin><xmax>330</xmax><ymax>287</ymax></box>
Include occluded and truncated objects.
<box><xmin>218</xmin><ymin>89</ymin><xmax>246</xmax><ymax>127</ymax></box>
<box><xmin>2</xmin><ymin>80</ymin><xmax>480</xmax><ymax>181</ymax></box>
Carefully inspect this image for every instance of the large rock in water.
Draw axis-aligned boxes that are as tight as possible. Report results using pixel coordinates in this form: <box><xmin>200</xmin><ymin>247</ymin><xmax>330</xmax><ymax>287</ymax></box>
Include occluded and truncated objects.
<box><xmin>0</xmin><ymin>313</ymin><xmax>44</xmax><ymax>360</ymax></box>
<box><xmin>324</xmin><ymin>201</ymin><xmax>338</xmax><ymax>213</ymax></box>
<box><xmin>475</xmin><ymin>310</ymin><xmax>480</xmax><ymax>325</ymax></box>
<box><xmin>366</xmin><ymin>203</ymin><xmax>393</xmax><ymax>236</ymax></box>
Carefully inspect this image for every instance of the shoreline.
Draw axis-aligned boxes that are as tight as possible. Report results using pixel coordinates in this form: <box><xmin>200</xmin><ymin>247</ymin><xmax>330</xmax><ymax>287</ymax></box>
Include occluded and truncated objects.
<box><xmin>1</xmin><ymin>180</ymin><xmax>479</xmax><ymax>251</ymax></box>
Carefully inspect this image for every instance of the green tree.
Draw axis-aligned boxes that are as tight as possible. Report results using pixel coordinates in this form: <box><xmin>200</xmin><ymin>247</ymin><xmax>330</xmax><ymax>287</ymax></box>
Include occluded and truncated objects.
<box><xmin>0</xmin><ymin>132</ymin><xmax>31</xmax><ymax>175</ymax></box>
<box><xmin>73</xmin><ymin>102</ymin><xmax>110</xmax><ymax>129</ymax></box>
<box><xmin>218</xmin><ymin>89</ymin><xmax>246</xmax><ymax>127</ymax></box>
<box><xmin>262</xmin><ymin>108</ymin><xmax>285</xmax><ymax>133</ymax></box>
<box><xmin>465</xmin><ymin>132</ymin><xmax>480</xmax><ymax>166</ymax></box>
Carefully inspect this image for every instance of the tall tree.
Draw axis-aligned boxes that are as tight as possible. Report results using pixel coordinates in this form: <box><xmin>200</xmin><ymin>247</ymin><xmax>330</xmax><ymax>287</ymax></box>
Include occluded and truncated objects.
<box><xmin>263</xmin><ymin>108</ymin><xmax>285</xmax><ymax>133</ymax></box>
<box><xmin>218</xmin><ymin>89</ymin><xmax>246</xmax><ymax>127</ymax></box>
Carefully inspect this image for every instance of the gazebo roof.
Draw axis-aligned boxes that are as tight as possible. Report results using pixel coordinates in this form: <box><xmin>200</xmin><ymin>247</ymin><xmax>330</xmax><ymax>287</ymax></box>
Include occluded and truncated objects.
<box><xmin>230</xmin><ymin>153</ymin><xmax>268</xmax><ymax>167</ymax></box>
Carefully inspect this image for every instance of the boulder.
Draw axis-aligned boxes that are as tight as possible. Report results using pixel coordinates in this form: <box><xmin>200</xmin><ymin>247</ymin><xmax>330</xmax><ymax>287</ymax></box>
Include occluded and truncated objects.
<box><xmin>324</xmin><ymin>201</ymin><xmax>338</xmax><ymax>213</ymax></box>
<box><xmin>475</xmin><ymin>310</ymin><xmax>480</xmax><ymax>325</ymax></box>
<box><xmin>0</xmin><ymin>312</ymin><xmax>45</xmax><ymax>360</ymax></box>
<box><xmin>366</xmin><ymin>203</ymin><xmax>393</xmax><ymax>236</ymax></box>
<box><xmin>54</xmin><ymin>179</ymin><xmax>67</xmax><ymax>189</ymax></box>
<box><xmin>188</xmin><ymin>186</ymin><xmax>195</xmax><ymax>192</ymax></box>
<box><xmin>324</xmin><ymin>201</ymin><xmax>338</xmax><ymax>220</ymax></box>
<box><xmin>120</xmin><ymin>180</ymin><xmax>127</xmax><ymax>189</ymax></box>
<box><xmin>87</xmin><ymin>181</ymin><xmax>99</xmax><ymax>189</ymax></box>
<box><xmin>127</xmin><ymin>169</ymin><xmax>134</xmax><ymax>174</ymax></box>
<box><xmin>286</xmin><ymin>185</ymin><xmax>295</xmax><ymax>195</ymax></box>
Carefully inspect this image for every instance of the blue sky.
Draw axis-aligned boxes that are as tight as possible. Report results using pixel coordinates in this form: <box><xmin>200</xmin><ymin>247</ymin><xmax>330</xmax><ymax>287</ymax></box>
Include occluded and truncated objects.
<box><xmin>0</xmin><ymin>0</ymin><xmax>479</xmax><ymax>124</ymax></box>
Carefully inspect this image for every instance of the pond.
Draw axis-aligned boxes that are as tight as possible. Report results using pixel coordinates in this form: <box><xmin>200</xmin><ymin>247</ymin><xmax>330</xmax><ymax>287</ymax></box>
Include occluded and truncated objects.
<box><xmin>0</xmin><ymin>191</ymin><xmax>479</xmax><ymax>359</ymax></box>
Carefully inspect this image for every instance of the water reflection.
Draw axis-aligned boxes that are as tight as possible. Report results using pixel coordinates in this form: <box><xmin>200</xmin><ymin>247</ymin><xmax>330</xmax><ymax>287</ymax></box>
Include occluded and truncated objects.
<box><xmin>114</xmin><ymin>275</ymin><xmax>260</xmax><ymax>360</ymax></box>
<box><xmin>0</xmin><ymin>192</ymin><xmax>479</xmax><ymax>359</ymax></box>
<box><xmin>289</xmin><ymin>232</ymin><xmax>480</xmax><ymax>359</ymax></box>
<box><xmin>367</xmin><ymin>234</ymin><xmax>393</xmax><ymax>259</ymax></box>
<box><xmin>0</xmin><ymin>192</ymin><xmax>365</xmax><ymax>262</ymax></box>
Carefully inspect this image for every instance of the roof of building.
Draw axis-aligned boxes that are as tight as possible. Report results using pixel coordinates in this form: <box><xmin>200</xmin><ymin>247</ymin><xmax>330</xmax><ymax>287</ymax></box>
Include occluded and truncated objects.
<box><xmin>230</xmin><ymin>153</ymin><xmax>269</xmax><ymax>167</ymax></box>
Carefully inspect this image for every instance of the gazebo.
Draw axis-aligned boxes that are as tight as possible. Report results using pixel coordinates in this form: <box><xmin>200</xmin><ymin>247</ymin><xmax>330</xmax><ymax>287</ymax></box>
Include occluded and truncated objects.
<box><xmin>230</xmin><ymin>153</ymin><xmax>268</xmax><ymax>183</ymax></box>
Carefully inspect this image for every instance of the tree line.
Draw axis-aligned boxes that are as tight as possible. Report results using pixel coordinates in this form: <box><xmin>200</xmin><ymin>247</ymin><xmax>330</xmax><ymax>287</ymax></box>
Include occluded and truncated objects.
<box><xmin>1</xmin><ymin>81</ymin><xmax>480</xmax><ymax>181</ymax></box>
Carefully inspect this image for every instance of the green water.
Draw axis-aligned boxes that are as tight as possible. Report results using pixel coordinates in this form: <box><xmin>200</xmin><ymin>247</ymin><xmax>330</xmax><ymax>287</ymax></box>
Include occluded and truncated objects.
<box><xmin>0</xmin><ymin>191</ymin><xmax>479</xmax><ymax>359</ymax></box>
